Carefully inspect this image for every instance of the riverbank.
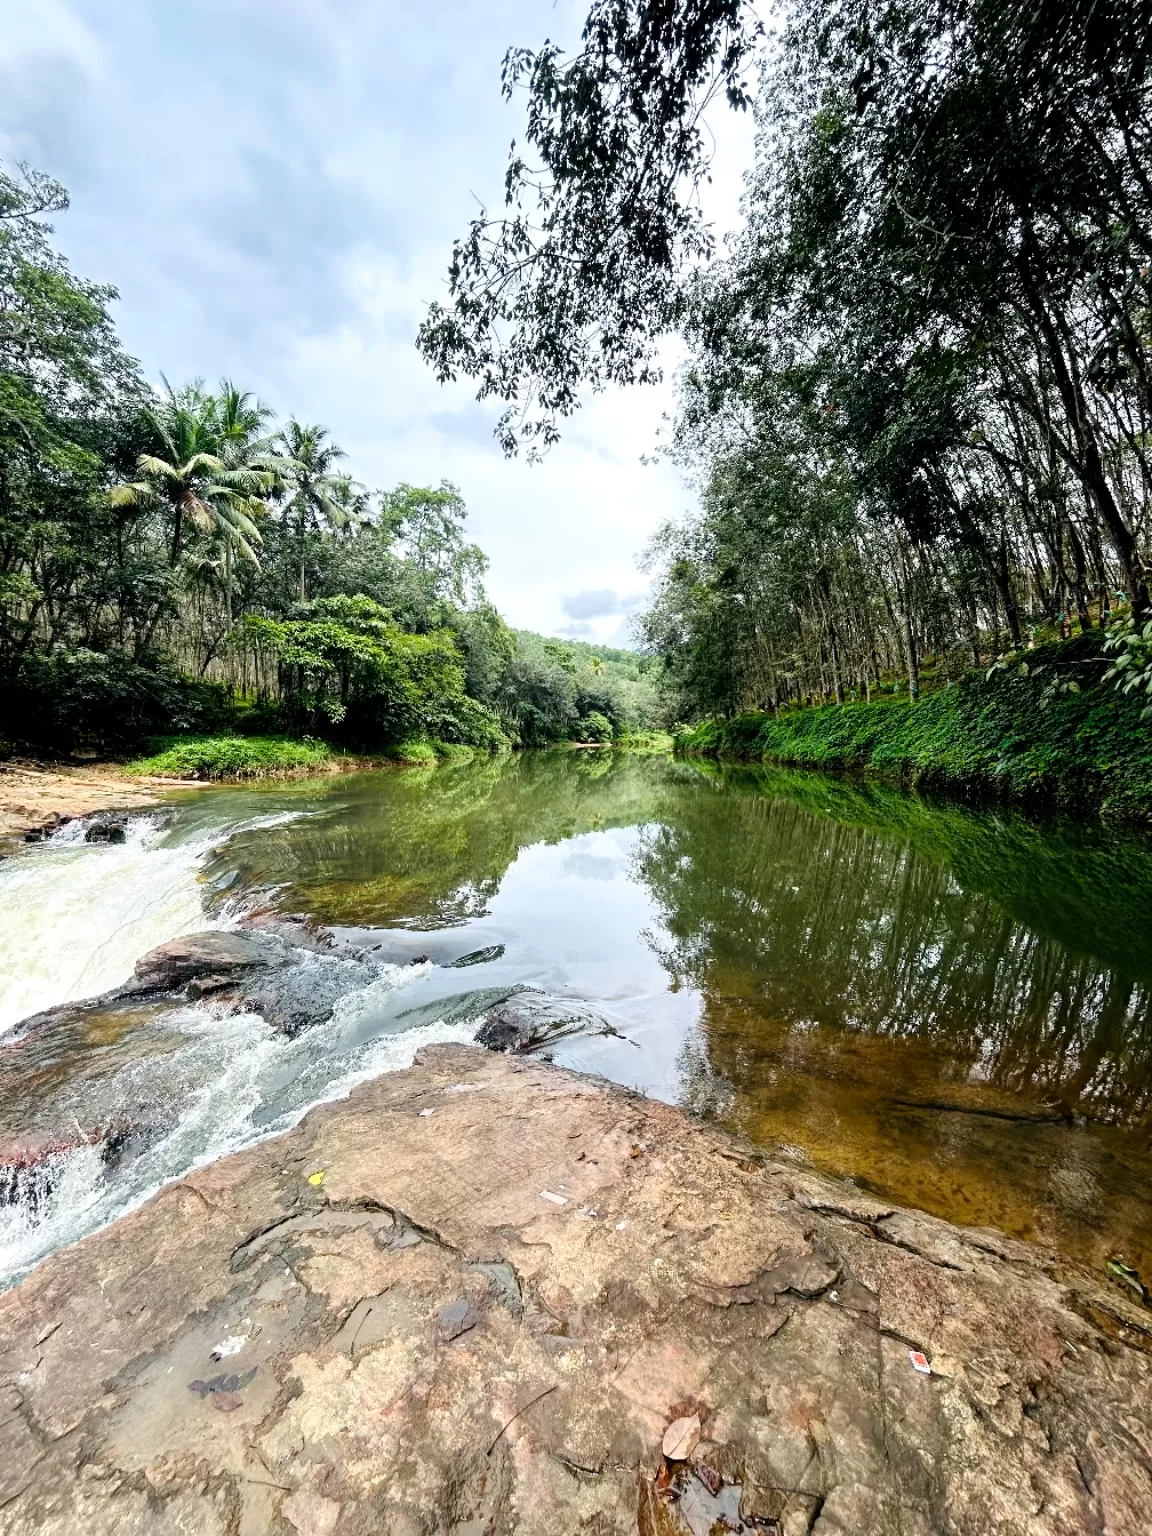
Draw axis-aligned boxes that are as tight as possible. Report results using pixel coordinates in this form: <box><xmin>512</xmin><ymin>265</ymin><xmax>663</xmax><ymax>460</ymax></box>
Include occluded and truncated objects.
<box><xmin>0</xmin><ymin>1042</ymin><xmax>1148</xmax><ymax>1534</ymax></box>
<box><xmin>677</xmin><ymin>633</ymin><xmax>1152</xmax><ymax>823</ymax></box>
<box><xmin>0</xmin><ymin>761</ymin><xmax>164</xmax><ymax>849</ymax></box>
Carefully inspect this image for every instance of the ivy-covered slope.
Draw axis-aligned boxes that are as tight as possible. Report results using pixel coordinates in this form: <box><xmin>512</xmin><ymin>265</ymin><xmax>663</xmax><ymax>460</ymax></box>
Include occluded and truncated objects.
<box><xmin>677</xmin><ymin>635</ymin><xmax>1152</xmax><ymax>822</ymax></box>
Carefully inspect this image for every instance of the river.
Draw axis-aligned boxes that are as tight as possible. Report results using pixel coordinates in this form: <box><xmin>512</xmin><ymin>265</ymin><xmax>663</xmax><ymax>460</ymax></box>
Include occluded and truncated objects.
<box><xmin>1</xmin><ymin>751</ymin><xmax>1149</xmax><ymax>1290</ymax></box>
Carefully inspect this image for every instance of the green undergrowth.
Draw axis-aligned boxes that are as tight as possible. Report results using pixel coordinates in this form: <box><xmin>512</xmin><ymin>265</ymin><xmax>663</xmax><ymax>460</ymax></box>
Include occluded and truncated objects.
<box><xmin>389</xmin><ymin>739</ymin><xmax>493</xmax><ymax>766</ymax></box>
<box><xmin>125</xmin><ymin>735</ymin><xmax>336</xmax><ymax>780</ymax></box>
<box><xmin>614</xmin><ymin>730</ymin><xmax>676</xmax><ymax>753</ymax></box>
<box><xmin>677</xmin><ymin>633</ymin><xmax>1152</xmax><ymax>822</ymax></box>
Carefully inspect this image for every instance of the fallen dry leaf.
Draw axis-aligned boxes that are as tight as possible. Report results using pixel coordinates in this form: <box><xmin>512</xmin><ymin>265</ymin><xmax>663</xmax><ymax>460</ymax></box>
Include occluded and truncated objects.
<box><xmin>662</xmin><ymin>1413</ymin><xmax>701</xmax><ymax>1461</ymax></box>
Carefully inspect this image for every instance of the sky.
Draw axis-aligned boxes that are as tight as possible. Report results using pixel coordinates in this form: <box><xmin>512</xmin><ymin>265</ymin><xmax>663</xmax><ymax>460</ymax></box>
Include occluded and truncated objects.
<box><xmin>0</xmin><ymin>0</ymin><xmax>753</xmax><ymax>645</ymax></box>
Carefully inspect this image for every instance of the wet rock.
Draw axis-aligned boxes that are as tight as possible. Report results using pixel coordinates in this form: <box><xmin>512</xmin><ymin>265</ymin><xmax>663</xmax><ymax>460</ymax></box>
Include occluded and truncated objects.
<box><xmin>475</xmin><ymin>988</ymin><xmax>618</xmax><ymax>1052</ymax></box>
<box><xmin>0</xmin><ymin>1129</ymin><xmax>100</xmax><ymax>1204</ymax></box>
<box><xmin>446</xmin><ymin>944</ymin><xmax>506</xmax><ymax>968</ymax></box>
<box><xmin>184</xmin><ymin>973</ymin><xmax>238</xmax><ymax>1000</ymax></box>
<box><xmin>237</xmin><ymin>911</ymin><xmax>335</xmax><ymax>954</ymax></box>
<box><xmin>83</xmin><ymin>817</ymin><xmax>126</xmax><ymax>844</ymax></box>
<box><xmin>1</xmin><ymin>1046</ymin><xmax>1151</xmax><ymax>1534</ymax></box>
<box><xmin>133</xmin><ymin>929</ymin><xmax>277</xmax><ymax>991</ymax></box>
<box><xmin>240</xmin><ymin>954</ymin><xmax>381</xmax><ymax>1036</ymax></box>
<box><xmin>0</xmin><ymin>1114</ymin><xmax>169</xmax><ymax>1206</ymax></box>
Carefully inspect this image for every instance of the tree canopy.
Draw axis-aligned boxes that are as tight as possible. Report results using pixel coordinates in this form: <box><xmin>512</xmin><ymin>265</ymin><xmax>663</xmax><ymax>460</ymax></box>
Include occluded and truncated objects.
<box><xmin>0</xmin><ymin>160</ymin><xmax>658</xmax><ymax>755</ymax></box>
<box><xmin>424</xmin><ymin>0</ymin><xmax>1152</xmax><ymax>717</ymax></box>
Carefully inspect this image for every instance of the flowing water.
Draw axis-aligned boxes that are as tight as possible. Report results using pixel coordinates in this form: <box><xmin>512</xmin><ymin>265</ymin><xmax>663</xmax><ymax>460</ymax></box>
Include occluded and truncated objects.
<box><xmin>1</xmin><ymin>751</ymin><xmax>1150</xmax><ymax>1292</ymax></box>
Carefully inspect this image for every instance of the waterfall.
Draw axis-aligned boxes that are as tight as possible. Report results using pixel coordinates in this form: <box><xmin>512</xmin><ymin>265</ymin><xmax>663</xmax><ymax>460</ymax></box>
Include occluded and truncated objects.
<box><xmin>0</xmin><ymin>816</ymin><xmax>211</xmax><ymax>1033</ymax></box>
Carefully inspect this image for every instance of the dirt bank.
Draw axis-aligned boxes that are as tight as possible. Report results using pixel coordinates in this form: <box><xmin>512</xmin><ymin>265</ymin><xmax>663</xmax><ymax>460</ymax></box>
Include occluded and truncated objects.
<box><xmin>0</xmin><ymin>761</ymin><xmax>170</xmax><ymax>848</ymax></box>
<box><xmin>0</xmin><ymin>1043</ymin><xmax>1148</xmax><ymax>1534</ymax></box>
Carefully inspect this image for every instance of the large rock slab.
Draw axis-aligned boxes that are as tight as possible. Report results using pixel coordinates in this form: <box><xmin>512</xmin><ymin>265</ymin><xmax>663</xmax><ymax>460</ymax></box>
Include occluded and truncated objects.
<box><xmin>0</xmin><ymin>1045</ymin><xmax>1149</xmax><ymax>1535</ymax></box>
<box><xmin>132</xmin><ymin>929</ymin><xmax>279</xmax><ymax>991</ymax></box>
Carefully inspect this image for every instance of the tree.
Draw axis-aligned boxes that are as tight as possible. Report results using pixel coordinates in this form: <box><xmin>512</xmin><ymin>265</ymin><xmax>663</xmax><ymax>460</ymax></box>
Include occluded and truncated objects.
<box><xmin>272</xmin><ymin>420</ymin><xmax>351</xmax><ymax>601</ymax></box>
<box><xmin>417</xmin><ymin>0</ymin><xmax>762</xmax><ymax>455</ymax></box>
<box><xmin>382</xmin><ymin>481</ymin><xmax>489</xmax><ymax>606</ymax></box>
<box><xmin>108</xmin><ymin>381</ymin><xmax>266</xmax><ymax>568</ymax></box>
<box><xmin>242</xmin><ymin>595</ymin><xmax>505</xmax><ymax>747</ymax></box>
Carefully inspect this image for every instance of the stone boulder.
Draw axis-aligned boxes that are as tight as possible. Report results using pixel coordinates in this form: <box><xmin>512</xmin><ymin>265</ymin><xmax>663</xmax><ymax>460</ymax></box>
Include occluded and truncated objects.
<box><xmin>133</xmin><ymin>929</ymin><xmax>277</xmax><ymax>991</ymax></box>
<box><xmin>475</xmin><ymin>988</ymin><xmax>618</xmax><ymax>1053</ymax></box>
<box><xmin>83</xmin><ymin>817</ymin><xmax>126</xmax><ymax>844</ymax></box>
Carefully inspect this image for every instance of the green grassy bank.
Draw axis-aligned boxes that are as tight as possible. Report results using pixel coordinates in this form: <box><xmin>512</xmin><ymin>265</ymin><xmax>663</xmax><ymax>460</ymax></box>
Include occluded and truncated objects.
<box><xmin>677</xmin><ymin>634</ymin><xmax>1152</xmax><ymax>823</ymax></box>
<box><xmin>124</xmin><ymin>735</ymin><xmax>340</xmax><ymax>780</ymax></box>
<box><xmin>120</xmin><ymin>730</ymin><xmax>671</xmax><ymax>782</ymax></box>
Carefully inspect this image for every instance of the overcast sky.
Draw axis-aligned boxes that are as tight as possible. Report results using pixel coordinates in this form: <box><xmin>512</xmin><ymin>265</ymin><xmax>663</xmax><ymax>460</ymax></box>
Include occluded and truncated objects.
<box><xmin>0</xmin><ymin>0</ymin><xmax>752</xmax><ymax>645</ymax></box>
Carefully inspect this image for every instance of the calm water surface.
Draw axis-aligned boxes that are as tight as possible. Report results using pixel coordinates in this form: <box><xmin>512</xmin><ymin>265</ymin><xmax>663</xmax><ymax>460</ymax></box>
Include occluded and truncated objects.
<box><xmin>2</xmin><ymin>751</ymin><xmax>1151</xmax><ymax>1284</ymax></box>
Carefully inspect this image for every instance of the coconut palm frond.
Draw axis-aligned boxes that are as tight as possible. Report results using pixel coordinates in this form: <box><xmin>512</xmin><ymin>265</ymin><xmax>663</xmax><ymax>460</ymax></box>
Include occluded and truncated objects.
<box><xmin>176</xmin><ymin>452</ymin><xmax>226</xmax><ymax>478</ymax></box>
<box><xmin>136</xmin><ymin>453</ymin><xmax>182</xmax><ymax>481</ymax></box>
<box><xmin>105</xmin><ymin>481</ymin><xmax>153</xmax><ymax>507</ymax></box>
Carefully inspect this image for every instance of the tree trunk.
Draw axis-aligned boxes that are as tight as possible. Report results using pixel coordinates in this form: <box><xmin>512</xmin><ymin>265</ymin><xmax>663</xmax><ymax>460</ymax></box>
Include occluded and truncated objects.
<box><xmin>1014</xmin><ymin>255</ymin><xmax>1150</xmax><ymax>615</ymax></box>
<box><xmin>997</xmin><ymin>533</ymin><xmax>1023</xmax><ymax>649</ymax></box>
<box><xmin>897</xmin><ymin>606</ymin><xmax>920</xmax><ymax>700</ymax></box>
<box><xmin>1065</xmin><ymin>519</ymin><xmax>1093</xmax><ymax>631</ymax></box>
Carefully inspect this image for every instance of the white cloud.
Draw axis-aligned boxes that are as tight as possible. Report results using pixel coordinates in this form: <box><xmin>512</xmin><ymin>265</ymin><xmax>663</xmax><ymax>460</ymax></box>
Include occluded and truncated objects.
<box><xmin>0</xmin><ymin>0</ymin><xmax>756</xmax><ymax>639</ymax></box>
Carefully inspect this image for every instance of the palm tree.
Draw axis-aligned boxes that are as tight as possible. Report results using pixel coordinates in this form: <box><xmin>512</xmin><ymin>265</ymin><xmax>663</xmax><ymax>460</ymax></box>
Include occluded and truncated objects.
<box><xmin>328</xmin><ymin>474</ymin><xmax>374</xmax><ymax>538</ymax></box>
<box><xmin>108</xmin><ymin>380</ymin><xmax>267</xmax><ymax>571</ymax></box>
<box><xmin>272</xmin><ymin>420</ymin><xmax>349</xmax><ymax>601</ymax></box>
<box><xmin>211</xmin><ymin>381</ymin><xmax>278</xmax><ymax>627</ymax></box>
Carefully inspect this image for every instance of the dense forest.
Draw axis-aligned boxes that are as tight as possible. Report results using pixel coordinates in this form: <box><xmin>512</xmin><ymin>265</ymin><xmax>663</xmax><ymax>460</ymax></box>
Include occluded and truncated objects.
<box><xmin>0</xmin><ymin>164</ymin><xmax>658</xmax><ymax>759</ymax></box>
<box><xmin>422</xmin><ymin>0</ymin><xmax>1152</xmax><ymax>726</ymax></box>
<box><xmin>7</xmin><ymin>0</ymin><xmax>1152</xmax><ymax>771</ymax></box>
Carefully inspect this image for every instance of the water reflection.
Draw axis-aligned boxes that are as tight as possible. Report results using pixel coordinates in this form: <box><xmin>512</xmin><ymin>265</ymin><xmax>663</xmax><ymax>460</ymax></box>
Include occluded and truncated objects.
<box><xmin>635</xmin><ymin>766</ymin><xmax>1152</xmax><ymax>1126</ymax></box>
<box><xmin>191</xmin><ymin>752</ymin><xmax>1152</xmax><ymax>1271</ymax></box>
<box><xmin>6</xmin><ymin>750</ymin><xmax>1152</xmax><ymax>1283</ymax></box>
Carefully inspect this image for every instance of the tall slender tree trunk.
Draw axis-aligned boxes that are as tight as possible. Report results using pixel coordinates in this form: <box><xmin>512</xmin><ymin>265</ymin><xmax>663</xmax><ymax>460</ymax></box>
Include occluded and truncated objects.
<box><xmin>1066</xmin><ymin>518</ymin><xmax>1093</xmax><ymax>630</ymax></box>
<box><xmin>997</xmin><ymin>533</ymin><xmax>1023</xmax><ymax>649</ymax></box>
<box><xmin>897</xmin><ymin>606</ymin><xmax>920</xmax><ymax>700</ymax></box>
<box><xmin>1015</xmin><ymin>253</ymin><xmax>1150</xmax><ymax>615</ymax></box>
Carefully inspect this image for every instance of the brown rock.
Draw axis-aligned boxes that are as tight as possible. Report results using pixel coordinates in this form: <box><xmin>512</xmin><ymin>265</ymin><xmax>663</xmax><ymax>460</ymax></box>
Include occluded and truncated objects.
<box><xmin>133</xmin><ymin>930</ymin><xmax>274</xmax><ymax>991</ymax></box>
<box><xmin>0</xmin><ymin>1045</ymin><xmax>1149</xmax><ymax>1534</ymax></box>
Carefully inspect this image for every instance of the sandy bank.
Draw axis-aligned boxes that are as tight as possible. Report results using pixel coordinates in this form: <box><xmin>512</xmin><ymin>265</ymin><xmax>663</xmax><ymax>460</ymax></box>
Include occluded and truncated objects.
<box><xmin>0</xmin><ymin>1043</ymin><xmax>1148</xmax><ymax>1534</ymax></box>
<box><xmin>0</xmin><ymin>761</ymin><xmax>171</xmax><ymax>848</ymax></box>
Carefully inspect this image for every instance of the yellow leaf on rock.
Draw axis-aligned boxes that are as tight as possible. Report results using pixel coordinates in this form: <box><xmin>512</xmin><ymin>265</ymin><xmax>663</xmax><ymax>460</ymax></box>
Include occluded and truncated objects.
<box><xmin>661</xmin><ymin>1413</ymin><xmax>701</xmax><ymax>1461</ymax></box>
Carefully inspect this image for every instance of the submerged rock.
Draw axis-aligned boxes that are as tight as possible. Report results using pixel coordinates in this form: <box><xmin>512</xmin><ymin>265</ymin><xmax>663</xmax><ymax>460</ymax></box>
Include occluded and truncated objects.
<box><xmin>475</xmin><ymin>988</ymin><xmax>618</xmax><ymax>1052</ymax></box>
<box><xmin>446</xmin><ymin>944</ymin><xmax>506</xmax><ymax>968</ymax></box>
<box><xmin>0</xmin><ymin>1045</ymin><xmax>1148</xmax><ymax>1533</ymax></box>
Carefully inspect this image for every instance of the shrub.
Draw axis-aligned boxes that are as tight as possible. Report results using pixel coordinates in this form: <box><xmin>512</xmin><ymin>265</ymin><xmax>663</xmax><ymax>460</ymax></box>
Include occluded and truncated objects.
<box><xmin>1</xmin><ymin>649</ymin><xmax>233</xmax><ymax>754</ymax></box>
<box><xmin>126</xmin><ymin>735</ymin><xmax>332</xmax><ymax>780</ymax></box>
<box><xmin>676</xmin><ymin>633</ymin><xmax>1152</xmax><ymax>822</ymax></box>
<box><xmin>574</xmin><ymin>710</ymin><xmax>614</xmax><ymax>743</ymax></box>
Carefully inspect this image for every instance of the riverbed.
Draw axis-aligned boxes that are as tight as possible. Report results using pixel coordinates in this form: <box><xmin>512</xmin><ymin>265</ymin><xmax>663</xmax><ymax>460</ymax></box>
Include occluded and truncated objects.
<box><xmin>1</xmin><ymin>750</ymin><xmax>1149</xmax><ymax>1289</ymax></box>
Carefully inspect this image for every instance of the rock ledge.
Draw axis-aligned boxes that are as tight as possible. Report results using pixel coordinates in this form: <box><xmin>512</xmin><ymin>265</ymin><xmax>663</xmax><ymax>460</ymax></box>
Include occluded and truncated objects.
<box><xmin>0</xmin><ymin>1045</ymin><xmax>1149</xmax><ymax>1535</ymax></box>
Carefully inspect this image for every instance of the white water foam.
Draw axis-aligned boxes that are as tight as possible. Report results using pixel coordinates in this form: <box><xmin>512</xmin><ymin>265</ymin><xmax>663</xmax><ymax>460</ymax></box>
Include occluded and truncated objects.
<box><xmin>0</xmin><ymin>802</ymin><xmax>482</xmax><ymax>1288</ymax></box>
<box><xmin>0</xmin><ymin>953</ymin><xmax>473</xmax><ymax>1286</ymax></box>
<box><xmin>0</xmin><ymin>808</ymin><xmax>311</xmax><ymax>1033</ymax></box>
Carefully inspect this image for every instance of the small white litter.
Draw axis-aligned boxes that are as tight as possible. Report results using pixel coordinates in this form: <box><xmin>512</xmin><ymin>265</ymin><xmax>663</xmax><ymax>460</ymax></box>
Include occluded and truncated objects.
<box><xmin>419</xmin><ymin>1108</ymin><xmax>435</xmax><ymax>1117</ymax></box>
<box><xmin>909</xmin><ymin>1350</ymin><xmax>932</xmax><ymax>1375</ymax></box>
<box><xmin>210</xmin><ymin>1335</ymin><xmax>247</xmax><ymax>1360</ymax></box>
<box><xmin>615</xmin><ymin>1220</ymin><xmax>627</xmax><ymax>1231</ymax></box>
<box><xmin>538</xmin><ymin>1190</ymin><xmax>568</xmax><ymax>1206</ymax></box>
